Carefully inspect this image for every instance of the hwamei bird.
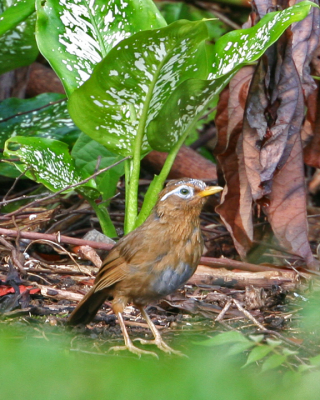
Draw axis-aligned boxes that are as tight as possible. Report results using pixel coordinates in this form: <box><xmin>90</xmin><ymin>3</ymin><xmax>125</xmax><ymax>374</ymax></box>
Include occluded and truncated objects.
<box><xmin>68</xmin><ymin>178</ymin><xmax>223</xmax><ymax>357</ymax></box>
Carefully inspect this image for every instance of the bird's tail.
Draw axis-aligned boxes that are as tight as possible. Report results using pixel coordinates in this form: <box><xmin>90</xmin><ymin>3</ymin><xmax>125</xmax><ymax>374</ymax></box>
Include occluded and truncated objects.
<box><xmin>68</xmin><ymin>287</ymin><xmax>110</xmax><ymax>325</ymax></box>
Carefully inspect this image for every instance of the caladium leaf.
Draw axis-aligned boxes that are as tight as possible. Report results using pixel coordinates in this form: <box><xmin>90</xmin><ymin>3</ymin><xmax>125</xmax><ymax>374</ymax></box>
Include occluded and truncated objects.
<box><xmin>35</xmin><ymin>0</ymin><xmax>166</xmax><ymax>96</ymax></box>
<box><xmin>208</xmin><ymin>1</ymin><xmax>317</xmax><ymax>80</ymax></box>
<box><xmin>3</xmin><ymin>136</ymin><xmax>96</xmax><ymax>195</ymax></box>
<box><xmin>147</xmin><ymin>1</ymin><xmax>317</xmax><ymax>152</ymax></box>
<box><xmin>0</xmin><ymin>93</ymin><xmax>79</xmax><ymax>148</ymax></box>
<box><xmin>147</xmin><ymin>75</ymin><xmax>232</xmax><ymax>151</ymax></box>
<box><xmin>0</xmin><ymin>1</ymin><xmax>38</xmax><ymax>75</ymax></box>
<box><xmin>4</xmin><ymin>135</ymin><xmax>120</xmax><ymax>236</ymax></box>
<box><xmin>68</xmin><ymin>19</ymin><xmax>209</xmax><ymax>156</ymax></box>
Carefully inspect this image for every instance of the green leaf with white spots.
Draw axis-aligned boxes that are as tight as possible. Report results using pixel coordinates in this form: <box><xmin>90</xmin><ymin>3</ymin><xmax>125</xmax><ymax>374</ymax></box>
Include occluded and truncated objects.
<box><xmin>0</xmin><ymin>1</ymin><xmax>38</xmax><ymax>75</ymax></box>
<box><xmin>147</xmin><ymin>75</ymin><xmax>232</xmax><ymax>151</ymax></box>
<box><xmin>35</xmin><ymin>0</ymin><xmax>167</xmax><ymax>97</ymax></box>
<box><xmin>207</xmin><ymin>1</ymin><xmax>317</xmax><ymax>80</ymax></box>
<box><xmin>3</xmin><ymin>136</ymin><xmax>96</xmax><ymax>194</ymax></box>
<box><xmin>0</xmin><ymin>93</ymin><xmax>80</xmax><ymax>149</ymax></box>
<box><xmin>68</xmin><ymin>19</ymin><xmax>209</xmax><ymax>157</ymax></box>
<box><xmin>147</xmin><ymin>1</ymin><xmax>317</xmax><ymax>151</ymax></box>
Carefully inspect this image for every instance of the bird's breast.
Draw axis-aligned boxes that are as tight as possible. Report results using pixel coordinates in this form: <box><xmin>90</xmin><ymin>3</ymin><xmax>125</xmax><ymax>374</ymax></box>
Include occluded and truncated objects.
<box><xmin>149</xmin><ymin>261</ymin><xmax>195</xmax><ymax>298</ymax></box>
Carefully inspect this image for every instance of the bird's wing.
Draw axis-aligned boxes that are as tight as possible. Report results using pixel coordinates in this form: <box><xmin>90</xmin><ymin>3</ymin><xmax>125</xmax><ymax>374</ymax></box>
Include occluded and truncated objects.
<box><xmin>94</xmin><ymin>247</ymin><xmax>129</xmax><ymax>292</ymax></box>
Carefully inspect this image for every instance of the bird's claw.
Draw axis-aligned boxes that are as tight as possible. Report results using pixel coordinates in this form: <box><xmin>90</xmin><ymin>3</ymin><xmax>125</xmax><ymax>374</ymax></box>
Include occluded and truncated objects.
<box><xmin>133</xmin><ymin>337</ymin><xmax>187</xmax><ymax>357</ymax></box>
<box><xmin>108</xmin><ymin>344</ymin><xmax>159</xmax><ymax>359</ymax></box>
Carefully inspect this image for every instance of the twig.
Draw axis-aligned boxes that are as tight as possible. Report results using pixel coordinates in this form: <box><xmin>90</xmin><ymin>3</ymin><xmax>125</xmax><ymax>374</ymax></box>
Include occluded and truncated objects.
<box><xmin>232</xmin><ymin>299</ymin><xmax>266</xmax><ymax>331</ymax></box>
<box><xmin>0</xmin><ymin>228</ymin><xmax>114</xmax><ymax>250</ymax></box>
<box><xmin>200</xmin><ymin>256</ymin><xmax>283</xmax><ymax>273</ymax></box>
<box><xmin>0</xmin><ymin>236</ymin><xmax>25</xmax><ymax>274</ymax></box>
<box><xmin>0</xmin><ymin>227</ymin><xmax>298</xmax><ymax>274</ymax></box>
<box><xmin>215</xmin><ymin>299</ymin><xmax>232</xmax><ymax>322</ymax></box>
<box><xmin>0</xmin><ymin>192</ymin><xmax>50</xmax><ymax>207</ymax></box>
<box><xmin>195</xmin><ymin>1</ymin><xmax>242</xmax><ymax>29</ymax></box>
<box><xmin>0</xmin><ymin>98</ymin><xmax>67</xmax><ymax>124</ymax></box>
<box><xmin>1</xmin><ymin>169</ymin><xmax>30</xmax><ymax>204</ymax></box>
<box><xmin>24</xmin><ymin>239</ymin><xmax>93</xmax><ymax>276</ymax></box>
<box><xmin>1</xmin><ymin>156</ymin><xmax>130</xmax><ymax>219</ymax></box>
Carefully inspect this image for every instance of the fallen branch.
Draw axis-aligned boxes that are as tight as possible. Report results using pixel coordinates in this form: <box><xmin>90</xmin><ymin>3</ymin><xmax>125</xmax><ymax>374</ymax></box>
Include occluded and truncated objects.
<box><xmin>0</xmin><ymin>228</ymin><xmax>300</xmax><ymax>274</ymax></box>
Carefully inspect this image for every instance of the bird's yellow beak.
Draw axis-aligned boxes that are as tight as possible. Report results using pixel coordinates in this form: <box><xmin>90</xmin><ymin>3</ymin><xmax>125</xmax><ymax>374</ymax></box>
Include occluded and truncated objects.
<box><xmin>197</xmin><ymin>186</ymin><xmax>223</xmax><ymax>198</ymax></box>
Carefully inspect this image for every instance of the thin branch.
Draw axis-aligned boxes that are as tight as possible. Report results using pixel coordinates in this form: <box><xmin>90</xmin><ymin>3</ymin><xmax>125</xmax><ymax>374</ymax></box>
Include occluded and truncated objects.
<box><xmin>0</xmin><ymin>227</ymin><xmax>298</xmax><ymax>274</ymax></box>
<box><xmin>0</xmin><ymin>228</ymin><xmax>114</xmax><ymax>251</ymax></box>
<box><xmin>0</xmin><ymin>98</ymin><xmax>67</xmax><ymax>124</ymax></box>
<box><xmin>0</xmin><ymin>236</ymin><xmax>25</xmax><ymax>274</ymax></box>
<box><xmin>1</xmin><ymin>156</ymin><xmax>130</xmax><ymax>219</ymax></box>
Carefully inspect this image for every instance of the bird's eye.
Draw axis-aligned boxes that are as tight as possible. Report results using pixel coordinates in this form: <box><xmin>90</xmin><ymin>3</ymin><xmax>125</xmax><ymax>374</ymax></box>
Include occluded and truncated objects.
<box><xmin>180</xmin><ymin>188</ymin><xmax>190</xmax><ymax>195</ymax></box>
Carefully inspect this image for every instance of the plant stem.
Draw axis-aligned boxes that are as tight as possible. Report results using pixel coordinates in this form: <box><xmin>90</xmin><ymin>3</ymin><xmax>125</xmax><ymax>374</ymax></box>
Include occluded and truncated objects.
<box><xmin>124</xmin><ymin>158</ymin><xmax>131</xmax><ymax>234</ymax></box>
<box><xmin>124</xmin><ymin>87</ymin><xmax>158</xmax><ymax>233</ymax></box>
<box><xmin>85</xmin><ymin>196</ymin><xmax>117</xmax><ymax>238</ymax></box>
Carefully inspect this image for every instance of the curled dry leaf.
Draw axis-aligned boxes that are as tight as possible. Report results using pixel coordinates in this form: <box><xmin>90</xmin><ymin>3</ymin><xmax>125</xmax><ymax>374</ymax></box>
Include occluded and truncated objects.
<box><xmin>215</xmin><ymin>67</ymin><xmax>254</xmax><ymax>258</ymax></box>
<box><xmin>215</xmin><ymin>0</ymin><xmax>320</xmax><ymax>269</ymax></box>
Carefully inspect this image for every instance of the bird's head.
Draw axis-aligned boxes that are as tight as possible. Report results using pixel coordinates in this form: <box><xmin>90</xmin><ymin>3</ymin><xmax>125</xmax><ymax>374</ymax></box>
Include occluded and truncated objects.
<box><xmin>155</xmin><ymin>178</ymin><xmax>223</xmax><ymax>219</ymax></box>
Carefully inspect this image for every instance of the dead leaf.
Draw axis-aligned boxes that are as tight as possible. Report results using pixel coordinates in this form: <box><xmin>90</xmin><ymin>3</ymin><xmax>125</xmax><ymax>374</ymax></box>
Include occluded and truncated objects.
<box><xmin>265</xmin><ymin>132</ymin><xmax>318</xmax><ymax>269</ymax></box>
<box><xmin>214</xmin><ymin>0</ymin><xmax>319</xmax><ymax>269</ymax></box>
<box><xmin>215</xmin><ymin>67</ymin><xmax>254</xmax><ymax>257</ymax></box>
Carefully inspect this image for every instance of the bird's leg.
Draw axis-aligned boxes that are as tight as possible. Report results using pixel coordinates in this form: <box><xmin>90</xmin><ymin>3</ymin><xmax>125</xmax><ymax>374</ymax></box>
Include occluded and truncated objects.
<box><xmin>108</xmin><ymin>312</ymin><xmax>159</xmax><ymax>358</ymax></box>
<box><xmin>134</xmin><ymin>307</ymin><xmax>186</xmax><ymax>357</ymax></box>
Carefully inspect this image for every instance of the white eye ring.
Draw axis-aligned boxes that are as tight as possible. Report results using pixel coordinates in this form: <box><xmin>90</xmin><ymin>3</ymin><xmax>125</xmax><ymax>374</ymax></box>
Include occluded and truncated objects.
<box><xmin>160</xmin><ymin>185</ymin><xmax>194</xmax><ymax>201</ymax></box>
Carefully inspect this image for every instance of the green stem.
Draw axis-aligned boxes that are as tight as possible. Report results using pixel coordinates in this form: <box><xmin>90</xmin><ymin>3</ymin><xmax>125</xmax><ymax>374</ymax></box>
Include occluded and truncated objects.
<box><xmin>124</xmin><ymin>158</ymin><xmax>131</xmax><ymax>234</ymax></box>
<box><xmin>125</xmin><ymin>81</ymin><xmax>162</xmax><ymax>233</ymax></box>
<box><xmin>85</xmin><ymin>196</ymin><xmax>117</xmax><ymax>238</ymax></box>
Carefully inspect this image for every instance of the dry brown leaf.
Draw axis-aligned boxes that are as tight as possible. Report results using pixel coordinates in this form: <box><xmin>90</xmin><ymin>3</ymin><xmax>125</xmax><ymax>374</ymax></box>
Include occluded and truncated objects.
<box><xmin>265</xmin><ymin>133</ymin><xmax>318</xmax><ymax>268</ymax></box>
<box><xmin>214</xmin><ymin>0</ymin><xmax>319</xmax><ymax>269</ymax></box>
<box><xmin>303</xmin><ymin>84</ymin><xmax>320</xmax><ymax>167</ymax></box>
<box><xmin>215</xmin><ymin>67</ymin><xmax>254</xmax><ymax>258</ymax></box>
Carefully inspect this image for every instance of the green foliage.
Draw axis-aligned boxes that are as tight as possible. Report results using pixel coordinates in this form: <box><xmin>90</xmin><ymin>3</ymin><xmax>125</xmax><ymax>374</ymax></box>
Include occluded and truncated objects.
<box><xmin>0</xmin><ymin>91</ymin><xmax>78</xmax><ymax>179</ymax></box>
<box><xmin>68</xmin><ymin>19</ymin><xmax>209</xmax><ymax>156</ymax></box>
<box><xmin>67</xmin><ymin>2</ymin><xmax>315</xmax><ymax>232</ymax></box>
<box><xmin>196</xmin><ymin>331</ymin><xmax>305</xmax><ymax>372</ymax></box>
<box><xmin>1</xmin><ymin>321</ymin><xmax>320</xmax><ymax>400</ymax></box>
<box><xmin>1</xmin><ymin>0</ymin><xmax>317</xmax><ymax>236</ymax></box>
<box><xmin>4</xmin><ymin>136</ymin><xmax>94</xmax><ymax>193</ymax></box>
<box><xmin>35</xmin><ymin>0</ymin><xmax>166</xmax><ymax>96</ymax></box>
<box><xmin>3</xmin><ymin>136</ymin><xmax>120</xmax><ymax>237</ymax></box>
<box><xmin>157</xmin><ymin>1</ymin><xmax>230</xmax><ymax>41</ymax></box>
<box><xmin>0</xmin><ymin>0</ymin><xmax>38</xmax><ymax>74</ymax></box>
<box><xmin>0</xmin><ymin>0</ymin><xmax>35</xmax><ymax>36</ymax></box>
<box><xmin>71</xmin><ymin>133</ymin><xmax>124</xmax><ymax>202</ymax></box>
<box><xmin>0</xmin><ymin>93</ymin><xmax>79</xmax><ymax>148</ymax></box>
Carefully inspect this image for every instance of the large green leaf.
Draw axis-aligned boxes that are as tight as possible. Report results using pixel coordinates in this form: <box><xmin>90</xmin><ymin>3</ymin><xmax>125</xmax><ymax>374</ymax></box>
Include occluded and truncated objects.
<box><xmin>147</xmin><ymin>1</ymin><xmax>317</xmax><ymax>151</ymax></box>
<box><xmin>0</xmin><ymin>0</ymin><xmax>35</xmax><ymax>36</ymax></box>
<box><xmin>35</xmin><ymin>0</ymin><xmax>166</xmax><ymax>96</ymax></box>
<box><xmin>4</xmin><ymin>135</ymin><xmax>119</xmax><ymax>236</ymax></box>
<box><xmin>0</xmin><ymin>93</ymin><xmax>79</xmax><ymax>148</ymax></box>
<box><xmin>3</xmin><ymin>136</ymin><xmax>93</xmax><ymax>193</ymax></box>
<box><xmin>68</xmin><ymin>19</ymin><xmax>209</xmax><ymax>157</ymax></box>
<box><xmin>0</xmin><ymin>1</ymin><xmax>38</xmax><ymax>75</ymax></box>
<box><xmin>147</xmin><ymin>75</ymin><xmax>231</xmax><ymax>151</ymax></box>
<box><xmin>71</xmin><ymin>133</ymin><xmax>124</xmax><ymax>201</ymax></box>
<box><xmin>208</xmin><ymin>1</ymin><xmax>316</xmax><ymax>80</ymax></box>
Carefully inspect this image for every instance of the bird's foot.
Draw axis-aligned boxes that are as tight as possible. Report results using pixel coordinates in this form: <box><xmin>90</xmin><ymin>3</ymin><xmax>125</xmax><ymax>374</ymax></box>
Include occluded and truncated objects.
<box><xmin>108</xmin><ymin>343</ymin><xmax>159</xmax><ymax>359</ymax></box>
<box><xmin>134</xmin><ymin>337</ymin><xmax>187</xmax><ymax>357</ymax></box>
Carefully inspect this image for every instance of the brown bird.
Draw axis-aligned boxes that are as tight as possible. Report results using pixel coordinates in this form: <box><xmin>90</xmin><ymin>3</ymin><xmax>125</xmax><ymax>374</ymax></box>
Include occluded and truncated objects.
<box><xmin>68</xmin><ymin>178</ymin><xmax>223</xmax><ymax>357</ymax></box>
